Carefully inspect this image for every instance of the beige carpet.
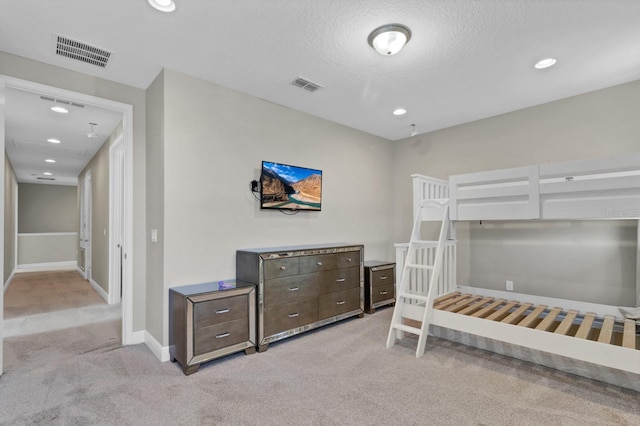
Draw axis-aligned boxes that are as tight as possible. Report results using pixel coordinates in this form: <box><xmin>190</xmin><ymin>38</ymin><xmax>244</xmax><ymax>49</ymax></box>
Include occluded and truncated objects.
<box><xmin>1</xmin><ymin>308</ymin><xmax>638</xmax><ymax>425</ymax></box>
<box><xmin>4</xmin><ymin>270</ymin><xmax>105</xmax><ymax>319</ymax></box>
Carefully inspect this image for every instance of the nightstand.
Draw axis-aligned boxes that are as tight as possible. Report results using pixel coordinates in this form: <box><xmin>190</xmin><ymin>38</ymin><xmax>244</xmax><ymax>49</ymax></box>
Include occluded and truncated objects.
<box><xmin>169</xmin><ymin>280</ymin><xmax>256</xmax><ymax>375</ymax></box>
<box><xmin>364</xmin><ymin>261</ymin><xmax>396</xmax><ymax>314</ymax></box>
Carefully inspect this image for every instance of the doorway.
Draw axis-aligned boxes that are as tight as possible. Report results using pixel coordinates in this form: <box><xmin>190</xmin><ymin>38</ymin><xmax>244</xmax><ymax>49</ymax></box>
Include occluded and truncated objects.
<box><xmin>80</xmin><ymin>170</ymin><xmax>92</xmax><ymax>281</ymax></box>
<box><xmin>0</xmin><ymin>75</ymin><xmax>135</xmax><ymax>375</ymax></box>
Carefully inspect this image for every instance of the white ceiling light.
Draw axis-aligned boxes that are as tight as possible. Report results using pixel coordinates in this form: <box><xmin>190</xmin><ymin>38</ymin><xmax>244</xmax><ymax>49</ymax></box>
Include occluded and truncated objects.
<box><xmin>393</xmin><ymin>108</ymin><xmax>407</xmax><ymax>116</ymax></box>
<box><xmin>368</xmin><ymin>24</ymin><xmax>412</xmax><ymax>56</ymax></box>
<box><xmin>148</xmin><ymin>0</ymin><xmax>176</xmax><ymax>13</ymax></box>
<box><xmin>534</xmin><ymin>58</ymin><xmax>557</xmax><ymax>69</ymax></box>
<box><xmin>45</xmin><ymin>159</ymin><xmax>56</xmax><ymax>163</ymax></box>
<box><xmin>43</xmin><ymin>172</ymin><xmax>52</xmax><ymax>176</ymax></box>
<box><xmin>47</xmin><ymin>138</ymin><xmax>61</xmax><ymax>144</ymax></box>
<box><xmin>51</xmin><ymin>106</ymin><xmax>69</xmax><ymax>113</ymax></box>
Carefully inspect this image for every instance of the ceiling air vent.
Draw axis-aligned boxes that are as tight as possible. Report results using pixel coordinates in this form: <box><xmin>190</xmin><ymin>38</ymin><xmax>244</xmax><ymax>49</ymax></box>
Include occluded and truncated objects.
<box><xmin>292</xmin><ymin>76</ymin><xmax>323</xmax><ymax>93</ymax></box>
<box><xmin>54</xmin><ymin>34</ymin><xmax>112</xmax><ymax>68</ymax></box>
<box><xmin>37</xmin><ymin>177</ymin><xmax>56</xmax><ymax>181</ymax></box>
<box><xmin>40</xmin><ymin>95</ymin><xmax>85</xmax><ymax>109</ymax></box>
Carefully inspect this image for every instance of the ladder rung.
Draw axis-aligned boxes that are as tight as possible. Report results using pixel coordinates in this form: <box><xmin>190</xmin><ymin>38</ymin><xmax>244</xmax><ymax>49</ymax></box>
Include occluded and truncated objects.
<box><xmin>406</xmin><ymin>263</ymin><xmax>434</xmax><ymax>270</ymax></box>
<box><xmin>392</xmin><ymin>323</ymin><xmax>423</xmax><ymax>335</ymax></box>
<box><xmin>398</xmin><ymin>292</ymin><xmax>429</xmax><ymax>302</ymax></box>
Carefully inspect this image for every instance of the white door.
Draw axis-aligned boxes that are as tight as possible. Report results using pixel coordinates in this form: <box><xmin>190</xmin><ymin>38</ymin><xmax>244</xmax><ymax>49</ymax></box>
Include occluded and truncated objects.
<box><xmin>80</xmin><ymin>171</ymin><xmax>92</xmax><ymax>281</ymax></box>
<box><xmin>109</xmin><ymin>136</ymin><xmax>125</xmax><ymax>303</ymax></box>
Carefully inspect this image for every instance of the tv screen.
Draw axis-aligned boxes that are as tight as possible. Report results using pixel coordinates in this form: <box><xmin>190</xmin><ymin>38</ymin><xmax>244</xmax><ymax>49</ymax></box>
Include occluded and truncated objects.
<box><xmin>260</xmin><ymin>161</ymin><xmax>322</xmax><ymax>211</ymax></box>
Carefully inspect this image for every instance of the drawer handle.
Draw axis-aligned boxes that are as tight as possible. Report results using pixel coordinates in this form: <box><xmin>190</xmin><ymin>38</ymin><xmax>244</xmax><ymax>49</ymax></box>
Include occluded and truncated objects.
<box><xmin>346</xmin><ymin>258</ymin><xmax>352</xmax><ymax>262</ymax></box>
<box><xmin>280</xmin><ymin>266</ymin><xmax>287</xmax><ymax>271</ymax></box>
<box><xmin>379</xmin><ymin>276</ymin><xmax>388</xmax><ymax>280</ymax></box>
<box><xmin>216</xmin><ymin>332</ymin><xmax>230</xmax><ymax>339</ymax></box>
<box><xmin>380</xmin><ymin>291</ymin><xmax>388</xmax><ymax>295</ymax></box>
<box><xmin>336</xmin><ymin>300</ymin><xmax>346</xmax><ymax>305</ymax></box>
<box><xmin>336</xmin><ymin>278</ymin><xmax>346</xmax><ymax>283</ymax></box>
<box><xmin>288</xmin><ymin>312</ymin><xmax>299</xmax><ymax>318</ymax></box>
<box><xmin>317</xmin><ymin>261</ymin><xmax>323</xmax><ymax>266</ymax></box>
<box><xmin>288</xmin><ymin>287</ymin><xmax>300</xmax><ymax>292</ymax></box>
<box><xmin>215</xmin><ymin>308</ymin><xmax>230</xmax><ymax>314</ymax></box>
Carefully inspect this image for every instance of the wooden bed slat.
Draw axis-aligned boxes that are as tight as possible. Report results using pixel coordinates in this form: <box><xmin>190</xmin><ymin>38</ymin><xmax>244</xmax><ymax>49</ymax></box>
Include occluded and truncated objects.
<box><xmin>457</xmin><ymin>297</ymin><xmax>493</xmax><ymax>316</ymax></box>
<box><xmin>535</xmin><ymin>307</ymin><xmax>562</xmax><ymax>331</ymax></box>
<box><xmin>597</xmin><ymin>315</ymin><xmax>615</xmax><ymax>344</ymax></box>
<box><xmin>622</xmin><ymin>319</ymin><xmax>637</xmax><ymax>349</ymax></box>
<box><xmin>501</xmin><ymin>303</ymin><xmax>533</xmax><ymax>325</ymax></box>
<box><xmin>486</xmin><ymin>301</ymin><xmax>518</xmax><ymax>321</ymax></box>
<box><xmin>517</xmin><ymin>305</ymin><xmax>547</xmax><ymax>328</ymax></box>
<box><xmin>554</xmin><ymin>310</ymin><xmax>578</xmax><ymax>336</ymax></box>
<box><xmin>574</xmin><ymin>313</ymin><xmax>596</xmax><ymax>339</ymax></box>
<box><xmin>434</xmin><ymin>293</ymin><xmax>471</xmax><ymax>310</ymax></box>
<box><xmin>470</xmin><ymin>299</ymin><xmax>506</xmax><ymax>318</ymax></box>
<box><xmin>433</xmin><ymin>292</ymin><xmax>460</xmax><ymax>306</ymax></box>
<box><xmin>445</xmin><ymin>295</ymin><xmax>484</xmax><ymax>313</ymax></box>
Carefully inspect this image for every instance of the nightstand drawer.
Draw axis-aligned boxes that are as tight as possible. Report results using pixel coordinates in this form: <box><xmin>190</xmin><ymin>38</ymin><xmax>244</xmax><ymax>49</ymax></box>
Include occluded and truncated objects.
<box><xmin>319</xmin><ymin>287</ymin><xmax>360</xmax><ymax>319</ymax></box>
<box><xmin>372</xmin><ymin>283</ymin><xmax>395</xmax><ymax>304</ymax></box>
<box><xmin>370</xmin><ymin>268</ymin><xmax>394</xmax><ymax>287</ymax></box>
<box><xmin>264</xmin><ymin>298</ymin><xmax>319</xmax><ymax>336</ymax></box>
<box><xmin>194</xmin><ymin>318</ymin><xmax>249</xmax><ymax>355</ymax></box>
<box><xmin>193</xmin><ymin>295</ymin><xmax>248</xmax><ymax>327</ymax></box>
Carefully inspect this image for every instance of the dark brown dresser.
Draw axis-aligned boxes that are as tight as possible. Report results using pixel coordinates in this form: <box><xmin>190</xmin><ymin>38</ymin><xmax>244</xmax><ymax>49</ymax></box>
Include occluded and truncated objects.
<box><xmin>364</xmin><ymin>260</ymin><xmax>396</xmax><ymax>314</ymax></box>
<box><xmin>169</xmin><ymin>281</ymin><xmax>256</xmax><ymax>375</ymax></box>
<box><xmin>236</xmin><ymin>243</ymin><xmax>363</xmax><ymax>352</ymax></box>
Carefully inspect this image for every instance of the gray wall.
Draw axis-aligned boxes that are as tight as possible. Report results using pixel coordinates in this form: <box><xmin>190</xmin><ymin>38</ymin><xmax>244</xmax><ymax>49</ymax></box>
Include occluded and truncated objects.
<box><xmin>4</xmin><ymin>155</ymin><xmax>16</xmax><ymax>283</ymax></box>
<box><xmin>18</xmin><ymin>183</ymin><xmax>77</xmax><ymax>233</ymax></box>
<box><xmin>78</xmin><ymin>123</ymin><xmax>123</xmax><ymax>293</ymax></box>
<box><xmin>147</xmin><ymin>68</ymin><xmax>394</xmax><ymax>345</ymax></box>
<box><xmin>0</xmin><ymin>51</ymin><xmax>147</xmax><ymax>331</ymax></box>
<box><xmin>393</xmin><ymin>80</ymin><xmax>640</xmax><ymax>306</ymax></box>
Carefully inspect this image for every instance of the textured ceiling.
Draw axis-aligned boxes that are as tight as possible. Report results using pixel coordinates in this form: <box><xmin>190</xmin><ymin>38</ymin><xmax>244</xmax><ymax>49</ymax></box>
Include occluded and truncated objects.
<box><xmin>1</xmin><ymin>0</ymin><xmax>640</xmax><ymax>143</ymax></box>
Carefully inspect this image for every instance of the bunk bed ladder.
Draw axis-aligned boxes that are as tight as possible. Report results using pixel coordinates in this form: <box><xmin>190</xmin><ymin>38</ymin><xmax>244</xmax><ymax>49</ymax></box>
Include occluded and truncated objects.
<box><xmin>386</xmin><ymin>198</ymin><xmax>451</xmax><ymax>357</ymax></box>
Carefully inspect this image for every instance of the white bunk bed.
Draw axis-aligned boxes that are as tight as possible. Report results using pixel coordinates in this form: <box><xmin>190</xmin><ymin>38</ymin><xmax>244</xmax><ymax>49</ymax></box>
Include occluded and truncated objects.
<box><xmin>393</xmin><ymin>152</ymin><xmax>640</xmax><ymax>392</ymax></box>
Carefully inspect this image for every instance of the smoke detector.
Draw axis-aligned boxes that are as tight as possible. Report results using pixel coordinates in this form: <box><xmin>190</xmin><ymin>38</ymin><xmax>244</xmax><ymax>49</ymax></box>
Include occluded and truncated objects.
<box><xmin>87</xmin><ymin>122</ymin><xmax>100</xmax><ymax>138</ymax></box>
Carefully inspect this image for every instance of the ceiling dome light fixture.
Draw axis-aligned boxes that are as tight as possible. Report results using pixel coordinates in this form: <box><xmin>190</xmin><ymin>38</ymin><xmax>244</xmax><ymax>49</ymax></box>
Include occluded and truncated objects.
<box><xmin>534</xmin><ymin>57</ymin><xmax>557</xmax><ymax>69</ymax></box>
<box><xmin>148</xmin><ymin>0</ymin><xmax>176</xmax><ymax>12</ymax></box>
<box><xmin>368</xmin><ymin>24</ymin><xmax>412</xmax><ymax>56</ymax></box>
<box><xmin>393</xmin><ymin>108</ymin><xmax>407</xmax><ymax>116</ymax></box>
<box><xmin>51</xmin><ymin>106</ymin><xmax>69</xmax><ymax>114</ymax></box>
<box><xmin>47</xmin><ymin>138</ymin><xmax>61</xmax><ymax>144</ymax></box>
<box><xmin>45</xmin><ymin>159</ymin><xmax>56</xmax><ymax>163</ymax></box>
<box><xmin>43</xmin><ymin>172</ymin><xmax>53</xmax><ymax>176</ymax></box>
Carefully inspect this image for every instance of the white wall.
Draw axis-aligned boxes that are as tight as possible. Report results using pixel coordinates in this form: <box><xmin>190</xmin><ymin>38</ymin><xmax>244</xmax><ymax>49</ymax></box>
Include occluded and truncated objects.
<box><xmin>393</xmin><ymin>80</ymin><xmax>640</xmax><ymax>306</ymax></box>
<box><xmin>149</xmin><ymin>69</ymin><xmax>394</xmax><ymax>345</ymax></box>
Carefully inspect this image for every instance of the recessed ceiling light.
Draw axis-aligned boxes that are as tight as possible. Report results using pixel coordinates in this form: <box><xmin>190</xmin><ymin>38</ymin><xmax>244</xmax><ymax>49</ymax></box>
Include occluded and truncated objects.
<box><xmin>393</xmin><ymin>108</ymin><xmax>407</xmax><ymax>116</ymax></box>
<box><xmin>51</xmin><ymin>106</ymin><xmax>69</xmax><ymax>114</ymax></box>
<box><xmin>148</xmin><ymin>0</ymin><xmax>176</xmax><ymax>12</ymax></box>
<box><xmin>43</xmin><ymin>172</ymin><xmax>52</xmax><ymax>176</ymax></box>
<box><xmin>534</xmin><ymin>58</ymin><xmax>557</xmax><ymax>69</ymax></box>
<box><xmin>47</xmin><ymin>138</ymin><xmax>61</xmax><ymax>144</ymax></box>
<box><xmin>45</xmin><ymin>159</ymin><xmax>56</xmax><ymax>163</ymax></box>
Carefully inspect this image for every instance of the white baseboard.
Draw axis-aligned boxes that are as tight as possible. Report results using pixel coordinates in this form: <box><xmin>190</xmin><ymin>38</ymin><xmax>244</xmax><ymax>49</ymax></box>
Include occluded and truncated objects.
<box><xmin>129</xmin><ymin>330</ymin><xmax>145</xmax><ymax>345</ymax></box>
<box><xmin>15</xmin><ymin>261</ymin><xmax>78</xmax><ymax>273</ymax></box>
<box><xmin>89</xmin><ymin>278</ymin><xmax>109</xmax><ymax>303</ymax></box>
<box><xmin>4</xmin><ymin>270</ymin><xmax>15</xmax><ymax>293</ymax></box>
<box><xmin>144</xmin><ymin>331</ymin><xmax>170</xmax><ymax>362</ymax></box>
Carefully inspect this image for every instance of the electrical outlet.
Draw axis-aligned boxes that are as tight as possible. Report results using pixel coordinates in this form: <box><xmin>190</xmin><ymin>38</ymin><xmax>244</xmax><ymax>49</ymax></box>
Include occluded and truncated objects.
<box><xmin>506</xmin><ymin>280</ymin><xmax>514</xmax><ymax>291</ymax></box>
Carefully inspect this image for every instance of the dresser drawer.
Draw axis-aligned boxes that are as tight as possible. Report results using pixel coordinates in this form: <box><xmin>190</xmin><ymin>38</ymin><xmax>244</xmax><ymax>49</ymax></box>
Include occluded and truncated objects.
<box><xmin>370</xmin><ymin>268</ymin><xmax>394</xmax><ymax>287</ymax></box>
<box><xmin>318</xmin><ymin>287</ymin><xmax>360</xmax><ymax>320</ymax></box>
<box><xmin>318</xmin><ymin>267</ymin><xmax>360</xmax><ymax>294</ymax></box>
<box><xmin>264</xmin><ymin>275</ymin><xmax>318</xmax><ymax>305</ymax></box>
<box><xmin>193</xmin><ymin>294</ymin><xmax>248</xmax><ymax>327</ymax></box>
<box><xmin>335</xmin><ymin>251</ymin><xmax>359</xmax><ymax>268</ymax></box>
<box><xmin>264</xmin><ymin>298</ymin><xmax>319</xmax><ymax>336</ymax></box>
<box><xmin>263</xmin><ymin>257</ymin><xmax>299</xmax><ymax>279</ymax></box>
<box><xmin>371</xmin><ymin>283</ymin><xmax>395</xmax><ymax>304</ymax></box>
<box><xmin>194</xmin><ymin>318</ymin><xmax>249</xmax><ymax>355</ymax></box>
<box><xmin>299</xmin><ymin>253</ymin><xmax>338</xmax><ymax>273</ymax></box>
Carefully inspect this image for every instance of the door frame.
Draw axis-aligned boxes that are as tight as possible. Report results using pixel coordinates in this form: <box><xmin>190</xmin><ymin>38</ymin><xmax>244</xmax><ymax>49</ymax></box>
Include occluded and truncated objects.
<box><xmin>0</xmin><ymin>75</ymin><xmax>136</xmax><ymax>357</ymax></box>
<box><xmin>80</xmin><ymin>170</ymin><xmax>92</xmax><ymax>281</ymax></box>
<box><xmin>109</xmin><ymin>135</ymin><xmax>125</xmax><ymax>304</ymax></box>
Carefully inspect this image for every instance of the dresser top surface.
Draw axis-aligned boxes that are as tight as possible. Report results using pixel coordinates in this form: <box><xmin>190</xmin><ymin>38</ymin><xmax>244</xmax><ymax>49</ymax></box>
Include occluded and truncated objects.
<box><xmin>237</xmin><ymin>243</ymin><xmax>363</xmax><ymax>256</ymax></box>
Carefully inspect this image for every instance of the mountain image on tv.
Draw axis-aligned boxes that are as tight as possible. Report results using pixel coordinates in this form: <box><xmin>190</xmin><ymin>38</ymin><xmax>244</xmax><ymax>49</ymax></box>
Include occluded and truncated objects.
<box><xmin>261</xmin><ymin>162</ymin><xmax>322</xmax><ymax>211</ymax></box>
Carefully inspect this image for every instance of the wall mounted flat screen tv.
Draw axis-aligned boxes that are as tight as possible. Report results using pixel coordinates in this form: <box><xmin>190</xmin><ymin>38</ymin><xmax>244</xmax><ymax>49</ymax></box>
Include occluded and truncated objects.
<box><xmin>260</xmin><ymin>161</ymin><xmax>322</xmax><ymax>211</ymax></box>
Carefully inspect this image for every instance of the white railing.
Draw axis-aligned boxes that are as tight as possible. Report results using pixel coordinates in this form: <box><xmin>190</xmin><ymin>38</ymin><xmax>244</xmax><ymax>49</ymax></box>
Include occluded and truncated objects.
<box><xmin>412</xmin><ymin>175</ymin><xmax>449</xmax><ymax>221</ymax></box>
<box><xmin>395</xmin><ymin>241</ymin><xmax>457</xmax><ymax>302</ymax></box>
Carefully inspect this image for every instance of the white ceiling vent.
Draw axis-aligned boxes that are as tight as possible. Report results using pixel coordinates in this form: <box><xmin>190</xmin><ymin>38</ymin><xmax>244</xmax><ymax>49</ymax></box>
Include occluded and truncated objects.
<box><xmin>40</xmin><ymin>95</ymin><xmax>85</xmax><ymax>109</ymax></box>
<box><xmin>53</xmin><ymin>34</ymin><xmax>112</xmax><ymax>68</ymax></box>
<box><xmin>292</xmin><ymin>76</ymin><xmax>323</xmax><ymax>92</ymax></box>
